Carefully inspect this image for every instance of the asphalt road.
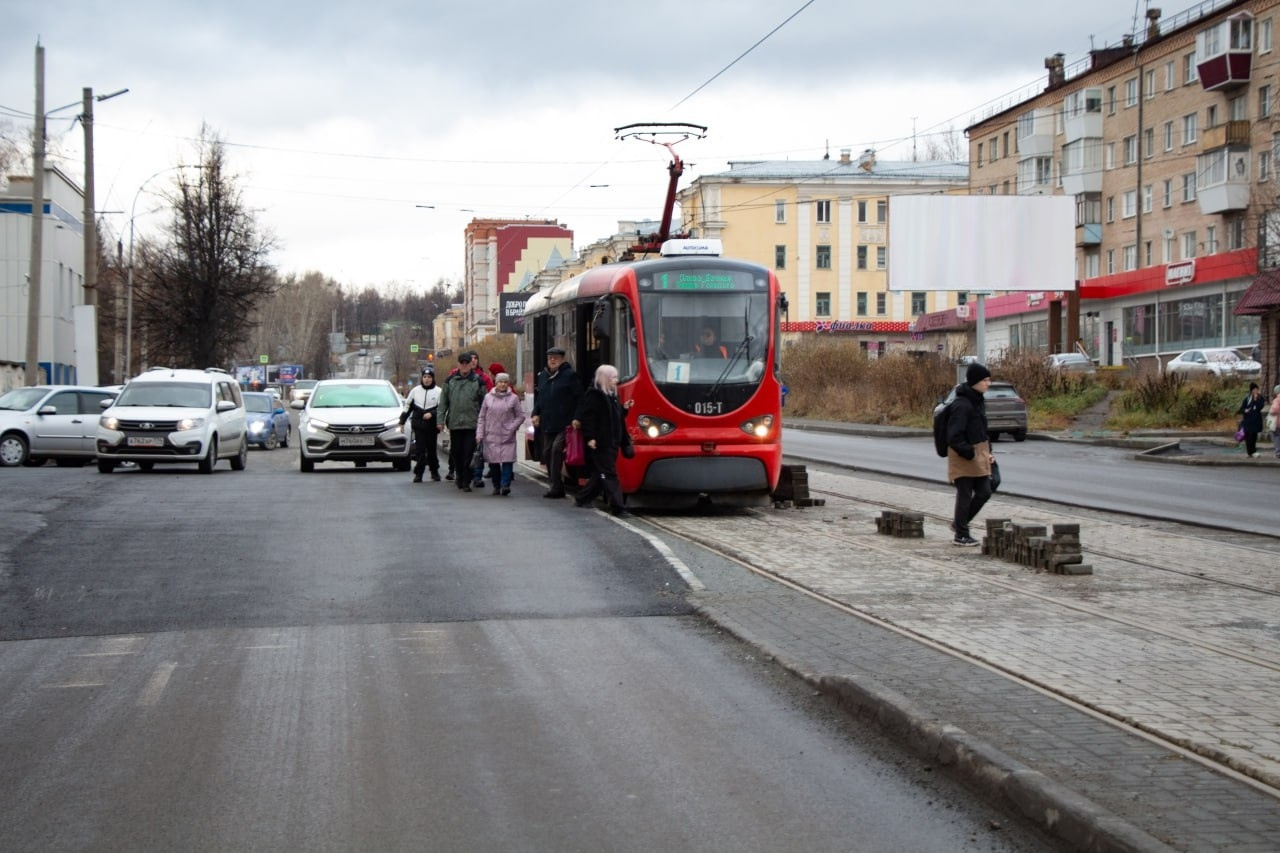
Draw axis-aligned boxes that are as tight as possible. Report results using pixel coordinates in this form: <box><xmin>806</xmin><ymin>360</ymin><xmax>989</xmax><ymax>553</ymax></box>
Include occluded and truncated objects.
<box><xmin>0</xmin><ymin>445</ymin><xmax>1059</xmax><ymax>851</ymax></box>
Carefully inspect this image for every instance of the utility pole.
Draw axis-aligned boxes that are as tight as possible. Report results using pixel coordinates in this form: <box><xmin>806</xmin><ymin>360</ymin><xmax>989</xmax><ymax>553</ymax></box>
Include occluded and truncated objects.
<box><xmin>82</xmin><ymin>87</ymin><xmax>97</xmax><ymax>308</ymax></box>
<box><xmin>25</xmin><ymin>43</ymin><xmax>45</xmax><ymax>386</ymax></box>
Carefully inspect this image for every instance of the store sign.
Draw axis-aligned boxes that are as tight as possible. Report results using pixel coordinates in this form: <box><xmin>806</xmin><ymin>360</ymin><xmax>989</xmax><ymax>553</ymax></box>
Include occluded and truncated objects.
<box><xmin>1166</xmin><ymin>259</ymin><xmax>1196</xmax><ymax>286</ymax></box>
<box><xmin>498</xmin><ymin>292</ymin><xmax>531</xmax><ymax>334</ymax></box>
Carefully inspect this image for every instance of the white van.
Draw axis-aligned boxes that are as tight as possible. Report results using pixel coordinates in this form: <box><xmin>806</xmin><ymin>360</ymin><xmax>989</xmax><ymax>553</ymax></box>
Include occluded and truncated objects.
<box><xmin>96</xmin><ymin>367</ymin><xmax>248</xmax><ymax>474</ymax></box>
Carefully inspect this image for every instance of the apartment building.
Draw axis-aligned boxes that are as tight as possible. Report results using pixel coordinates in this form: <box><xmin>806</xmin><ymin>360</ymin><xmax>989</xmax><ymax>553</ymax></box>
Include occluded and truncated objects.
<box><xmin>964</xmin><ymin>0</ymin><xmax>1275</xmax><ymax>387</ymax></box>
<box><xmin>463</xmin><ymin>219</ymin><xmax>573</xmax><ymax>343</ymax></box>
<box><xmin>676</xmin><ymin>149</ymin><xmax>968</xmax><ymax>355</ymax></box>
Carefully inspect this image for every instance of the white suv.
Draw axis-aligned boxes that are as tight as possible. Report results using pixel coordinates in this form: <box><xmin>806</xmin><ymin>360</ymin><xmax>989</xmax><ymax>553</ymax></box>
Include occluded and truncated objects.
<box><xmin>96</xmin><ymin>367</ymin><xmax>249</xmax><ymax>474</ymax></box>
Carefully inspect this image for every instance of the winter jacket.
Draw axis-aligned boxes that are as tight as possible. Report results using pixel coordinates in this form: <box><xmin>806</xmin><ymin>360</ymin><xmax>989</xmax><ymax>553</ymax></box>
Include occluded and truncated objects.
<box><xmin>532</xmin><ymin>363</ymin><xmax>584</xmax><ymax>434</ymax></box>
<box><xmin>437</xmin><ymin>371</ymin><xmax>487</xmax><ymax>430</ymax></box>
<box><xmin>1239</xmin><ymin>392</ymin><xmax>1266</xmax><ymax>434</ymax></box>
<box><xmin>576</xmin><ymin>387</ymin><xmax>632</xmax><ymax>457</ymax></box>
<box><xmin>400</xmin><ymin>382</ymin><xmax>441</xmax><ymax>426</ymax></box>
<box><xmin>946</xmin><ymin>382</ymin><xmax>992</xmax><ymax>483</ymax></box>
<box><xmin>476</xmin><ymin>388</ymin><xmax>525</xmax><ymax>464</ymax></box>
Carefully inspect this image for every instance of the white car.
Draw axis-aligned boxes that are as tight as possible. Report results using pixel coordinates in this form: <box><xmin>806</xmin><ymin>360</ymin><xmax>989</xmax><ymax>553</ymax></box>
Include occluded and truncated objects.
<box><xmin>292</xmin><ymin>378</ymin><xmax>410</xmax><ymax>472</ymax></box>
<box><xmin>1046</xmin><ymin>352</ymin><xmax>1097</xmax><ymax>375</ymax></box>
<box><xmin>1164</xmin><ymin>348</ymin><xmax>1262</xmax><ymax>379</ymax></box>
<box><xmin>0</xmin><ymin>385</ymin><xmax>119</xmax><ymax>467</ymax></box>
<box><xmin>96</xmin><ymin>367</ymin><xmax>248</xmax><ymax>474</ymax></box>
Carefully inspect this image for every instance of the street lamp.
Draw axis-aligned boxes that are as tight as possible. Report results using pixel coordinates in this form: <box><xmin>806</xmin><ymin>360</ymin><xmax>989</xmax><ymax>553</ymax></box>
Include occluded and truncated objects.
<box><xmin>125</xmin><ymin>164</ymin><xmax>195</xmax><ymax>378</ymax></box>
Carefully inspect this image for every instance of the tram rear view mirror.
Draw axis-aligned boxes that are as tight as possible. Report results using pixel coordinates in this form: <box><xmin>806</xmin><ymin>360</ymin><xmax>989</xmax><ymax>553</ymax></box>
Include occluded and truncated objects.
<box><xmin>591</xmin><ymin>298</ymin><xmax>613</xmax><ymax>340</ymax></box>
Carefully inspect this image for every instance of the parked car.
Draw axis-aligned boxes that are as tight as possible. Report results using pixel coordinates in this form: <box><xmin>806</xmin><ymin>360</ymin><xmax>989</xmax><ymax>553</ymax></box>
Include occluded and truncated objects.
<box><xmin>1164</xmin><ymin>348</ymin><xmax>1262</xmax><ymax>379</ymax></box>
<box><xmin>0</xmin><ymin>385</ymin><xmax>119</xmax><ymax>467</ymax></box>
<box><xmin>935</xmin><ymin>381</ymin><xmax>1028</xmax><ymax>442</ymax></box>
<box><xmin>96</xmin><ymin>367</ymin><xmax>248</xmax><ymax>474</ymax></box>
<box><xmin>292</xmin><ymin>378</ymin><xmax>410</xmax><ymax>472</ymax></box>
<box><xmin>243</xmin><ymin>391</ymin><xmax>291</xmax><ymax>450</ymax></box>
<box><xmin>1046</xmin><ymin>352</ymin><xmax>1097</xmax><ymax>374</ymax></box>
<box><xmin>289</xmin><ymin>379</ymin><xmax>319</xmax><ymax>404</ymax></box>
<box><xmin>372</xmin><ymin>355</ymin><xmax>383</xmax><ymax>364</ymax></box>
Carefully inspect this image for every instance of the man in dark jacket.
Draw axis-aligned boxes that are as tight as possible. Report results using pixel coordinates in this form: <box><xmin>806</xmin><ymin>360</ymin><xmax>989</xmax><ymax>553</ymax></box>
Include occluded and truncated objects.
<box><xmin>437</xmin><ymin>353</ymin><xmax>488</xmax><ymax>493</ymax></box>
<box><xmin>946</xmin><ymin>362</ymin><xmax>995</xmax><ymax>546</ymax></box>
<box><xmin>531</xmin><ymin>346</ymin><xmax>584</xmax><ymax>498</ymax></box>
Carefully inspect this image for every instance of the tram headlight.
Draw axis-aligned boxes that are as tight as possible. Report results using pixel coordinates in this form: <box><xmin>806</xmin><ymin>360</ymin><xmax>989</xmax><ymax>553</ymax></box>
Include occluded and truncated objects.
<box><xmin>740</xmin><ymin>414</ymin><xmax>775</xmax><ymax>438</ymax></box>
<box><xmin>636</xmin><ymin>414</ymin><xmax>676</xmax><ymax>438</ymax></box>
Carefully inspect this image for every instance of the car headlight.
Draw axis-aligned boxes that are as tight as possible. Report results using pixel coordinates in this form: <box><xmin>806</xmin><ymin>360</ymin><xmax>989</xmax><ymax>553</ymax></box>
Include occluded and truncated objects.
<box><xmin>177</xmin><ymin>417</ymin><xmax>205</xmax><ymax>432</ymax></box>
<box><xmin>740</xmin><ymin>414</ymin><xmax>775</xmax><ymax>438</ymax></box>
<box><xmin>248</xmin><ymin>421</ymin><xmax>266</xmax><ymax>433</ymax></box>
<box><xmin>100</xmin><ymin>415</ymin><xmax>120</xmax><ymax>430</ymax></box>
<box><xmin>382</xmin><ymin>418</ymin><xmax>403</xmax><ymax>433</ymax></box>
<box><xmin>307</xmin><ymin>417</ymin><xmax>331</xmax><ymax>431</ymax></box>
<box><xmin>636</xmin><ymin>414</ymin><xmax>676</xmax><ymax>438</ymax></box>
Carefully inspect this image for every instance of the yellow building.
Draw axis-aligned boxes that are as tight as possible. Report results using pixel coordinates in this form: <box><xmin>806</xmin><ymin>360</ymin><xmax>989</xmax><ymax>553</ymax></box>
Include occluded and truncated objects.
<box><xmin>677</xmin><ymin>148</ymin><xmax>968</xmax><ymax>354</ymax></box>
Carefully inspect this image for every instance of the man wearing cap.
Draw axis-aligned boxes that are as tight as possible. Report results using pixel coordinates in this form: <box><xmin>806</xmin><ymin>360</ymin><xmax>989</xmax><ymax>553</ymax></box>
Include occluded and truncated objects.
<box><xmin>531</xmin><ymin>346</ymin><xmax>584</xmax><ymax>498</ymax></box>
<box><xmin>945</xmin><ymin>362</ymin><xmax>996</xmax><ymax>546</ymax></box>
<box><xmin>400</xmin><ymin>367</ymin><xmax>442</xmax><ymax>482</ymax></box>
<box><xmin>437</xmin><ymin>353</ymin><xmax>488</xmax><ymax>493</ymax></box>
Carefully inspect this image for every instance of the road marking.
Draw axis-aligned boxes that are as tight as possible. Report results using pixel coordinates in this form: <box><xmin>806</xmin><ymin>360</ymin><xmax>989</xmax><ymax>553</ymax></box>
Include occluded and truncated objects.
<box><xmin>138</xmin><ymin>662</ymin><xmax>177</xmax><ymax>706</ymax></box>
<box><xmin>75</xmin><ymin>636</ymin><xmax>146</xmax><ymax>657</ymax></box>
<box><xmin>613</xmin><ymin>517</ymin><xmax>706</xmax><ymax>591</ymax></box>
<box><xmin>41</xmin><ymin>681</ymin><xmax>106</xmax><ymax>689</ymax></box>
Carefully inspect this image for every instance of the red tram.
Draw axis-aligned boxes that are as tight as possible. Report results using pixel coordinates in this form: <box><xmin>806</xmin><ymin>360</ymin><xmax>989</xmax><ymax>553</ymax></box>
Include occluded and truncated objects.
<box><xmin>522</xmin><ymin>239</ymin><xmax>786</xmax><ymax>508</ymax></box>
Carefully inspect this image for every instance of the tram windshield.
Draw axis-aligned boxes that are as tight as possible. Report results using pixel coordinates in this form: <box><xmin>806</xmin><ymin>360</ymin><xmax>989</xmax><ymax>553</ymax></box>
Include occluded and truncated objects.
<box><xmin>639</xmin><ymin>291</ymin><xmax>771</xmax><ymax>386</ymax></box>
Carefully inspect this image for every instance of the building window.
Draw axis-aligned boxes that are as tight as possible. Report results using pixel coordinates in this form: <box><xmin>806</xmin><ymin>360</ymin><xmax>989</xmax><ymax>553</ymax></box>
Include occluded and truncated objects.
<box><xmin>816</xmin><ymin>291</ymin><xmax>831</xmax><ymax>316</ymax></box>
<box><xmin>816</xmin><ymin>199</ymin><xmax>831</xmax><ymax>223</ymax></box>
<box><xmin>875</xmin><ymin>293</ymin><xmax>886</xmax><ymax>315</ymax></box>
<box><xmin>1125</xmin><ymin>77</ymin><xmax>1139</xmax><ymax>106</ymax></box>
<box><xmin>1142</xmin><ymin>184</ymin><xmax>1153</xmax><ymax>213</ymax></box>
<box><xmin>1163</xmin><ymin>234</ymin><xmax>1175</xmax><ymax>263</ymax></box>
<box><xmin>1123</xmin><ymin>135</ymin><xmax>1137</xmax><ymax>165</ymax></box>
<box><xmin>1183</xmin><ymin>52</ymin><xmax>1198</xmax><ymax>84</ymax></box>
<box><xmin>1183</xmin><ymin>172</ymin><xmax>1197</xmax><ymax>202</ymax></box>
<box><xmin>1182</xmin><ymin>113</ymin><xmax>1198</xmax><ymax>145</ymax></box>
<box><xmin>1163</xmin><ymin>178</ymin><xmax>1173</xmax><ymax>208</ymax></box>
<box><xmin>1106</xmin><ymin>86</ymin><xmax>1116</xmax><ymax>114</ymax></box>
<box><xmin>1165</xmin><ymin>60</ymin><xmax>1175</xmax><ymax>91</ymax></box>
<box><xmin>1145</xmin><ymin>69</ymin><xmax>1156</xmax><ymax>98</ymax></box>
<box><xmin>1106</xmin><ymin>196</ymin><xmax>1115</xmax><ymax>222</ymax></box>
<box><xmin>1229</xmin><ymin>95</ymin><xmax>1247</xmax><ymax>121</ymax></box>
<box><xmin>857</xmin><ymin>200</ymin><xmax>867</xmax><ymax>221</ymax></box>
<box><xmin>774</xmin><ymin>245</ymin><xmax>786</xmax><ymax>269</ymax></box>
<box><xmin>911</xmin><ymin>292</ymin><xmax>927</xmax><ymax>315</ymax></box>
<box><xmin>876</xmin><ymin>200</ymin><xmax>887</xmax><ymax>223</ymax></box>
<box><xmin>775</xmin><ymin>200</ymin><xmax>786</xmax><ymax>223</ymax></box>
<box><xmin>816</xmin><ymin>244</ymin><xmax>832</xmax><ymax>269</ymax></box>
<box><xmin>1122</xmin><ymin>244</ymin><xmax>1137</xmax><ymax>271</ymax></box>
<box><xmin>1105</xmin><ymin>142</ymin><xmax>1116</xmax><ymax>170</ymax></box>
<box><xmin>1206</xmin><ymin>224</ymin><xmax>1218</xmax><ymax>254</ymax></box>
<box><xmin>976</xmin><ymin>143</ymin><xmax>983</xmax><ymax>166</ymax></box>
<box><xmin>1144</xmin><ymin>128</ymin><xmax>1155</xmax><ymax>158</ymax></box>
<box><xmin>1261</xmin><ymin>85</ymin><xmax>1272</xmax><ymax>119</ymax></box>
<box><xmin>1261</xmin><ymin>150</ymin><xmax>1272</xmax><ymax>182</ymax></box>
<box><xmin>1262</xmin><ymin>17</ymin><xmax>1273</xmax><ymax>53</ymax></box>
<box><xmin>1183</xmin><ymin>231</ymin><xmax>1197</xmax><ymax>259</ymax></box>
<box><xmin>1207</xmin><ymin>103</ymin><xmax>1219</xmax><ymax>128</ymax></box>
<box><xmin>1163</xmin><ymin>121</ymin><xmax>1174</xmax><ymax>152</ymax></box>
<box><xmin>1122</xmin><ymin>190</ymin><xmax>1137</xmax><ymax>218</ymax></box>
<box><xmin>1227</xmin><ymin>215</ymin><xmax>1246</xmax><ymax>249</ymax></box>
<box><xmin>856</xmin><ymin>245</ymin><xmax>867</xmax><ymax>270</ymax></box>
<box><xmin>1144</xmin><ymin>241</ymin><xmax>1153</xmax><ymax>266</ymax></box>
<box><xmin>990</xmin><ymin>136</ymin><xmax>999</xmax><ymax>160</ymax></box>
<box><xmin>876</xmin><ymin>246</ymin><xmax>886</xmax><ymax>269</ymax></box>
<box><xmin>1084</xmin><ymin>253</ymin><xmax>1100</xmax><ymax>278</ymax></box>
<box><xmin>1106</xmin><ymin>249</ymin><xmax>1115</xmax><ymax>274</ymax></box>
<box><xmin>856</xmin><ymin>292</ymin><xmax>868</xmax><ymax>316</ymax></box>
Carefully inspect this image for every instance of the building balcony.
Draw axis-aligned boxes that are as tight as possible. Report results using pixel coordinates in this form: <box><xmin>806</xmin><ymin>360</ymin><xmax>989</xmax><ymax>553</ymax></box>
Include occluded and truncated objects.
<box><xmin>1061</xmin><ymin>170</ymin><xmax>1101</xmax><ymax>197</ymax></box>
<box><xmin>1075</xmin><ymin>223</ymin><xmax>1102</xmax><ymax>246</ymax></box>
<box><xmin>1063</xmin><ymin>110</ymin><xmax>1103</xmax><ymax>143</ymax></box>
<box><xmin>1201</xmin><ymin>120</ymin><xmax>1251</xmax><ymax>149</ymax></box>
<box><xmin>1197</xmin><ymin>13</ymin><xmax>1255</xmax><ymax>92</ymax></box>
<box><xmin>1197</xmin><ymin>51</ymin><xmax>1252</xmax><ymax>91</ymax></box>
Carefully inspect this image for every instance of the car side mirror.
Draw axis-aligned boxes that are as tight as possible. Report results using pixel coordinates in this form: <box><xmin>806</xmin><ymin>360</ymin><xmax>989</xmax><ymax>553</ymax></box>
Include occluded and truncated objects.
<box><xmin>37</xmin><ymin>404</ymin><xmax>56</xmax><ymax>416</ymax></box>
<box><xmin>291</xmin><ymin>400</ymin><xmax>304</xmax><ymax>409</ymax></box>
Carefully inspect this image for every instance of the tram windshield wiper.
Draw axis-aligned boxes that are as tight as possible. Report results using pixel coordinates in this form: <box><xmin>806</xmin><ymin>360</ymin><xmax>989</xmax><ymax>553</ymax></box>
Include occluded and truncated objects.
<box><xmin>704</xmin><ymin>335</ymin><xmax>752</xmax><ymax>399</ymax></box>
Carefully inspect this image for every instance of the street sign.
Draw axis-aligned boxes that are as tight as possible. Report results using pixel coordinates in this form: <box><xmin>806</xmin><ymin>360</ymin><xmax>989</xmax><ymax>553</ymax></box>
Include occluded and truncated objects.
<box><xmin>259</xmin><ymin>354</ymin><xmax>269</xmax><ymax>364</ymax></box>
<box><xmin>410</xmin><ymin>344</ymin><xmax>419</xmax><ymax>353</ymax></box>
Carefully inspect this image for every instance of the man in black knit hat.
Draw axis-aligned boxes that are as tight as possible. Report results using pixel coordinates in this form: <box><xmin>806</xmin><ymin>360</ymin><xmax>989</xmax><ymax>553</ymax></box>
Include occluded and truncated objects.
<box><xmin>945</xmin><ymin>361</ymin><xmax>996</xmax><ymax>546</ymax></box>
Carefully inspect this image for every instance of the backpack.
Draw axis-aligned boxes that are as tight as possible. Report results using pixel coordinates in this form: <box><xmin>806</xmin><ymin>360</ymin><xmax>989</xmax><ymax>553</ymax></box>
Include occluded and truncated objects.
<box><xmin>933</xmin><ymin>399</ymin><xmax>954</xmax><ymax>458</ymax></box>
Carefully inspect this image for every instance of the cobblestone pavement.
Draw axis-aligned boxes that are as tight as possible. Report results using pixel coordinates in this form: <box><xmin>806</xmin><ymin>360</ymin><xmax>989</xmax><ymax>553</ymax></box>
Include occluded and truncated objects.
<box><xmin>637</xmin><ymin>467</ymin><xmax>1280</xmax><ymax>852</ymax></box>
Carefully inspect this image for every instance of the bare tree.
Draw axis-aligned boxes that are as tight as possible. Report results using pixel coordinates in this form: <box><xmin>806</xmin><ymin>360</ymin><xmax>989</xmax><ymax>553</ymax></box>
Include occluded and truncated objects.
<box><xmin>134</xmin><ymin>127</ymin><xmax>277</xmax><ymax>368</ymax></box>
<box><xmin>922</xmin><ymin>125</ymin><xmax>965</xmax><ymax>162</ymax></box>
<box><xmin>244</xmin><ymin>271</ymin><xmax>339</xmax><ymax>380</ymax></box>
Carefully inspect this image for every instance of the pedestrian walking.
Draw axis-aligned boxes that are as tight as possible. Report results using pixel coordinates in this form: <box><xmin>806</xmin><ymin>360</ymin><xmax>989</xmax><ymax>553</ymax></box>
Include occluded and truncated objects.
<box><xmin>946</xmin><ymin>362</ymin><xmax>996</xmax><ymax>546</ymax></box>
<box><xmin>573</xmin><ymin>364</ymin><xmax>634</xmax><ymax>517</ymax></box>
<box><xmin>476</xmin><ymin>373</ymin><xmax>524</xmax><ymax>495</ymax></box>
<box><xmin>437</xmin><ymin>353</ymin><xmax>487</xmax><ymax>493</ymax></box>
<box><xmin>530</xmin><ymin>346</ymin><xmax>584</xmax><ymax>498</ymax></box>
<box><xmin>1238</xmin><ymin>382</ymin><xmax>1267</xmax><ymax>458</ymax></box>
<box><xmin>399</xmin><ymin>367</ymin><xmax>441</xmax><ymax>482</ymax></box>
<box><xmin>1270</xmin><ymin>384</ymin><xmax>1280</xmax><ymax>458</ymax></box>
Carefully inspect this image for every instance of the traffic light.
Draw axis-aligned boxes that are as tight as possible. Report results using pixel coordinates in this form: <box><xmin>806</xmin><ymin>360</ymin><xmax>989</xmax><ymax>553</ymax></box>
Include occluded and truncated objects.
<box><xmin>427</xmin><ymin>353</ymin><xmax>434</xmax><ymax>363</ymax></box>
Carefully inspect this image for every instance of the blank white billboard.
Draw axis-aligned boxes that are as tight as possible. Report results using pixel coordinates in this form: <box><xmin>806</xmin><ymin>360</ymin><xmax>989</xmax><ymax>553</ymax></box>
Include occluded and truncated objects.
<box><xmin>887</xmin><ymin>195</ymin><xmax>1076</xmax><ymax>293</ymax></box>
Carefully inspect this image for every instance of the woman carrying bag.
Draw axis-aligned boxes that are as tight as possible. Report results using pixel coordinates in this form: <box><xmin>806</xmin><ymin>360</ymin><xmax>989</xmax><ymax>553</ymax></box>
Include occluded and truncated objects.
<box><xmin>1238</xmin><ymin>383</ymin><xmax>1266</xmax><ymax>458</ymax></box>
<box><xmin>573</xmin><ymin>364</ymin><xmax>634</xmax><ymax>517</ymax></box>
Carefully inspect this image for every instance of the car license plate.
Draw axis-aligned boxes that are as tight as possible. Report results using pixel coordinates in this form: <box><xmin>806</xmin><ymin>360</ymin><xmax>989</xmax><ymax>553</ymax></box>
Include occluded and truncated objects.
<box><xmin>127</xmin><ymin>436</ymin><xmax>165</xmax><ymax>447</ymax></box>
<box><xmin>338</xmin><ymin>435</ymin><xmax>376</xmax><ymax>447</ymax></box>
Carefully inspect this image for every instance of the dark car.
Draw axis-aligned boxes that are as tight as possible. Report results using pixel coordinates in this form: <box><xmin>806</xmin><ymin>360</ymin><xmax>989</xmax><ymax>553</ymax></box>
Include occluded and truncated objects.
<box><xmin>243</xmin><ymin>391</ymin><xmax>291</xmax><ymax>450</ymax></box>
<box><xmin>935</xmin><ymin>381</ymin><xmax>1028</xmax><ymax>442</ymax></box>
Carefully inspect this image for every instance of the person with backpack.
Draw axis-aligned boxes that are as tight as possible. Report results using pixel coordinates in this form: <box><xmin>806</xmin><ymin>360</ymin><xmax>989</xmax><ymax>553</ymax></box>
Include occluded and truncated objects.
<box><xmin>944</xmin><ymin>362</ymin><xmax>996</xmax><ymax>546</ymax></box>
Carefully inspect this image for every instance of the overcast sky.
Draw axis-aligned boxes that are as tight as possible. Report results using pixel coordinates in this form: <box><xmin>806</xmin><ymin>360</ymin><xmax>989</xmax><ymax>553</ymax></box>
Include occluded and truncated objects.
<box><xmin>3</xmin><ymin>0</ymin><xmax>1154</xmax><ymax>290</ymax></box>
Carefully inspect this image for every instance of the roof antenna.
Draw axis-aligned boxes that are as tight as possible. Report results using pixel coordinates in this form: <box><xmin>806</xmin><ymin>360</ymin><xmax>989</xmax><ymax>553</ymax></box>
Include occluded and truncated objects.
<box><xmin>823</xmin><ymin>139</ymin><xmax>830</xmax><ymax>160</ymax></box>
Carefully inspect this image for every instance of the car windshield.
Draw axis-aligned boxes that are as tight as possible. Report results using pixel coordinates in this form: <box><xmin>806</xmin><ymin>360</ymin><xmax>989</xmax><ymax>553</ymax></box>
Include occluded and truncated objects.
<box><xmin>244</xmin><ymin>395</ymin><xmax>274</xmax><ymax>413</ymax></box>
<box><xmin>0</xmin><ymin>387</ymin><xmax>50</xmax><ymax>411</ymax></box>
<box><xmin>310</xmin><ymin>384</ymin><xmax>398</xmax><ymax>408</ymax></box>
<box><xmin>115</xmin><ymin>381</ymin><xmax>212</xmax><ymax>408</ymax></box>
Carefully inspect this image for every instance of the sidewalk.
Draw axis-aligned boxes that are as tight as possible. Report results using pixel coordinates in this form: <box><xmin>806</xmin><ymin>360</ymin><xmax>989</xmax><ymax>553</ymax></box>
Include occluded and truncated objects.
<box><xmin>656</xmin><ymin>467</ymin><xmax>1280</xmax><ymax>852</ymax></box>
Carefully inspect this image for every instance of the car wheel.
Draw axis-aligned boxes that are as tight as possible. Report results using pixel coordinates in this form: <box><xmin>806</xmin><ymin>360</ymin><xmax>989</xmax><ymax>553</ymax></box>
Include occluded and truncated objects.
<box><xmin>265</xmin><ymin>430</ymin><xmax>279</xmax><ymax>450</ymax></box>
<box><xmin>300</xmin><ymin>453</ymin><xmax>314</xmax><ymax>472</ymax></box>
<box><xmin>0</xmin><ymin>433</ymin><xmax>30</xmax><ymax>467</ymax></box>
<box><xmin>97</xmin><ymin>458</ymin><xmax>116</xmax><ymax>473</ymax></box>
<box><xmin>198</xmin><ymin>437</ymin><xmax>217</xmax><ymax>474</ymax></box>
<box><xmin>1012</xmin><ymin>429</ymin><xmax>1027</xmax><ymax>442</ymax></box>
<box><xmin>230</xmin><ymin>437</ymin><xmax>248</xmax><ymax>471</ymax></box>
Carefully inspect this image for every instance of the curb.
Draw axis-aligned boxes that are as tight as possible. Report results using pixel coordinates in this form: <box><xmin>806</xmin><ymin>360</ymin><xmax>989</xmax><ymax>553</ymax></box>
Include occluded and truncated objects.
<box><xmin>693</xmin><ymin>602</ymin><xmax>1176</xmax><ymax>853</ymax></box>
